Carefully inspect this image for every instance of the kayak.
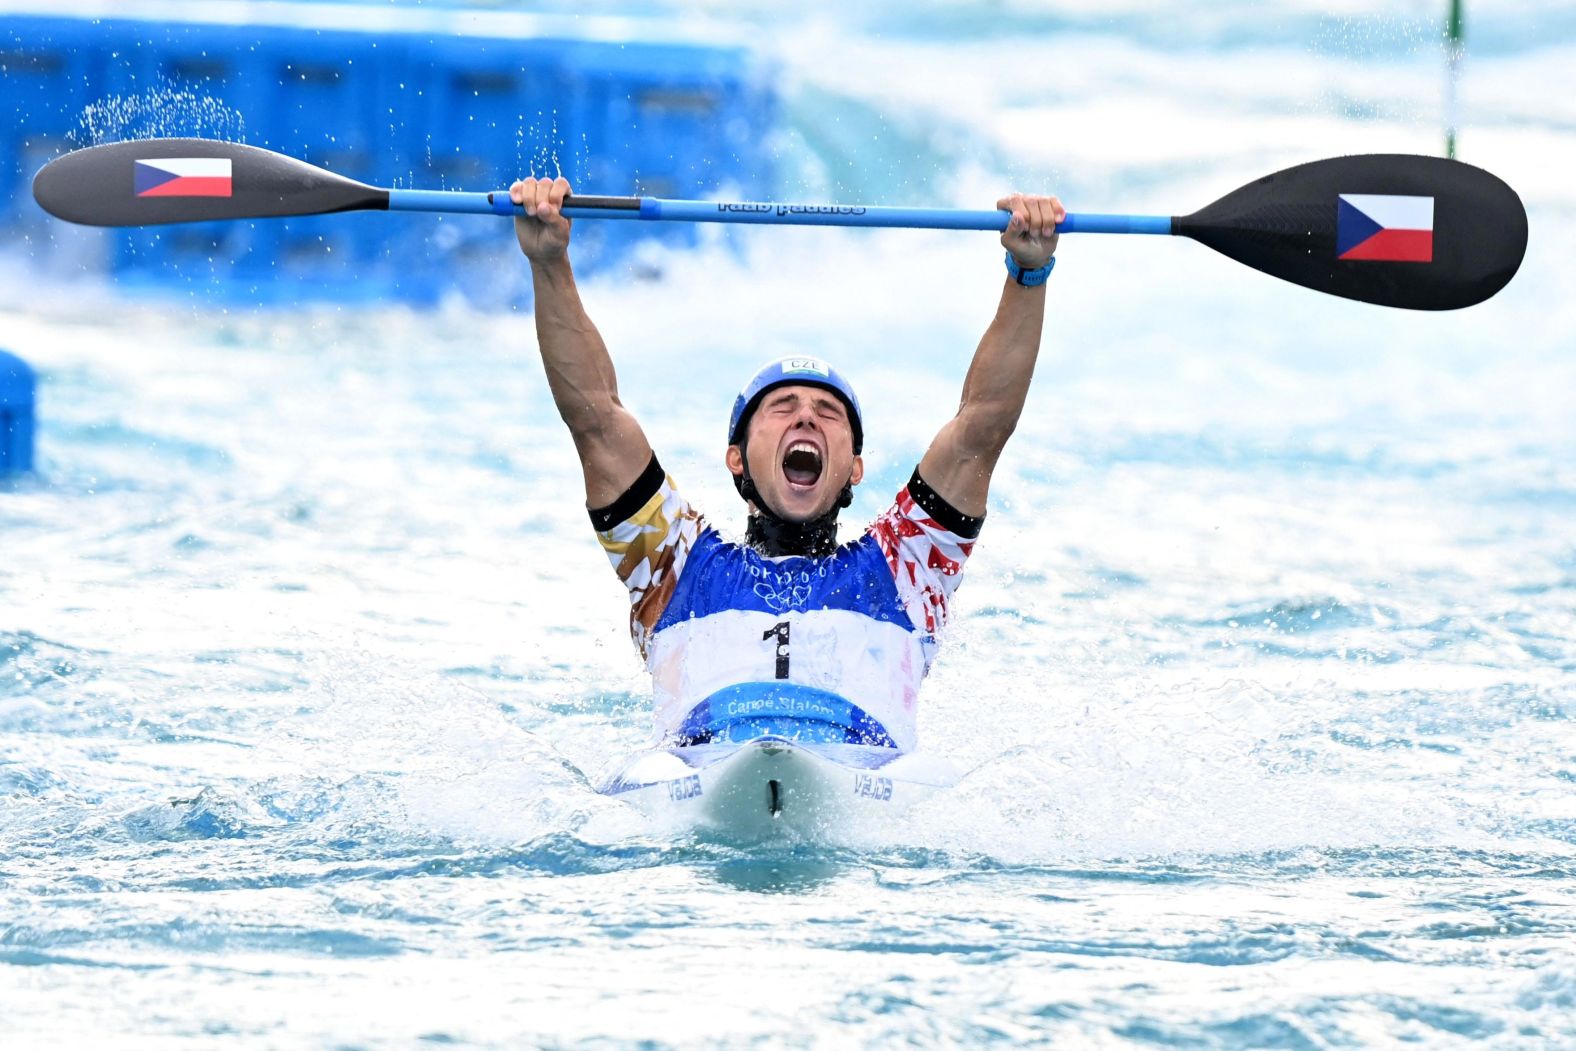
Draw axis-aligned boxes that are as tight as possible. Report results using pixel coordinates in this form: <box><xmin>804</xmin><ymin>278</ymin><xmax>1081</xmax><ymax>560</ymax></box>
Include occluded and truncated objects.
<box><xmin>597</xmin><ymin>735</ymin><xmax>959</xmax><ymax>840</ymax></box>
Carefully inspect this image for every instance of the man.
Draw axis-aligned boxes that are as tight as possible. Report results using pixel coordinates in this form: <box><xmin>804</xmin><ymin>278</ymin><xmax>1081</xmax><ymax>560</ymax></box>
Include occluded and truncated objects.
<box><xmin>511</xmin><ymin>176</ymin><xmax>1062</xmax><ymax>752</ymax></box>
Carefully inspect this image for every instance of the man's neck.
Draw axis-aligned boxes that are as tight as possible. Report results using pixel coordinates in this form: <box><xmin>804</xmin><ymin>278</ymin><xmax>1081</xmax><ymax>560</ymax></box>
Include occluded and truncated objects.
<box><xmin>745</xmin><ymin>507</ymin><xmax>840</xmax><ymax>558</ymax></box>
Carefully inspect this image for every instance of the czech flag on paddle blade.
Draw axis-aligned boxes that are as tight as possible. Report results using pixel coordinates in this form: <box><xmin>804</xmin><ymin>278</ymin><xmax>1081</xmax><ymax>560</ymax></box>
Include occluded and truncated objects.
<box><xmin>134</xmin><ymin>158</ymin><xmax>233</xmax><ymax>198</ymax></box>
<box><xmin>1336</xmin><ymin>193</ymin><xmax>1433</xmax><ymax>263</ymax></box>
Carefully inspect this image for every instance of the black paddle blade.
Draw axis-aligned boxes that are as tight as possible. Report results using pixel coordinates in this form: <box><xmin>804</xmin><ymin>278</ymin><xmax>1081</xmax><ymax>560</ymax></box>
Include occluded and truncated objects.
<box><xmin>31</xmin><ymin>138</ymin><xmax>388</xmax><ymax>227</ymax></box>
<box><xmin>1177</xmin><ymin>154</ymin><xmax>1527</xmax><ymax>310</ymax></box>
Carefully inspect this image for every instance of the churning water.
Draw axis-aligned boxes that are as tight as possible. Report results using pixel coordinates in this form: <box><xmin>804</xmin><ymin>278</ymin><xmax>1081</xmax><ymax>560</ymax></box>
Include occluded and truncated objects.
<box><xmin>3</xmin><ymin>0</ymin><xmax>1574</xmax><ymax>1045</ymax></box>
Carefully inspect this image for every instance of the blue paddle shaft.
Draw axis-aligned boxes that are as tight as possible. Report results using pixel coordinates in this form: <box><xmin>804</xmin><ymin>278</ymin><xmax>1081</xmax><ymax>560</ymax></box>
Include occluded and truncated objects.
<box><xmin>385</xmin><ymin>188</ymin><xmax>1174</xmax><ymax>235</ymax></box>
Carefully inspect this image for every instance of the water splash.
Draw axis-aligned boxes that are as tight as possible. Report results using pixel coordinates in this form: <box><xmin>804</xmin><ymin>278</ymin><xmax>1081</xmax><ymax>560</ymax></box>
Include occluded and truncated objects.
<box><xmin>515</xmin><ymin>109</ymin><xmax>582</xmax><ymax>182</ymax></box>
<box><xmin>72</xmin><ymin>80</ymin><xmax>247</xmax><ymax>146</ymax></box>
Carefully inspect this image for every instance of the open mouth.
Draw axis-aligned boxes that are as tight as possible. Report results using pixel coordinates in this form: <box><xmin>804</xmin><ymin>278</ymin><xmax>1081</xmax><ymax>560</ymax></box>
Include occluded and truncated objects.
<box><xmin>782</xmin><ymin>441</ymin><xmax>823</xmax><ymax>488</ymax></box>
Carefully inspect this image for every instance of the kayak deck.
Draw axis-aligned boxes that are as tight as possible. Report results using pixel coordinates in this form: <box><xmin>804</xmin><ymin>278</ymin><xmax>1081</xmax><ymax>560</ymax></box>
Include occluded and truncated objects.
<box><xmin>597</xmin><ymin>735</ymin><xmax>958</xmax><ymax>840</ymax></box>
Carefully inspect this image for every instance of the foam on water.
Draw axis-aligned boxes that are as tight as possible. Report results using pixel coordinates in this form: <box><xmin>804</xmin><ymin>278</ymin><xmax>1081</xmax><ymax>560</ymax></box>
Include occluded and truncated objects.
<box><xmin>4</xmin><ymin>0</ymin><xmax>1576</xmax><ymax>1045</ymax></box>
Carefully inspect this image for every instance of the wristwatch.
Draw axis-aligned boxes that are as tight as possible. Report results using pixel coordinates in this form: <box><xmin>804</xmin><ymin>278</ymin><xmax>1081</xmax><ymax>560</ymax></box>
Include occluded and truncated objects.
<box><xmin>1005</xmin><ymin>251</ymin><xmax>1055</xmax><ymax>287</ymax></box>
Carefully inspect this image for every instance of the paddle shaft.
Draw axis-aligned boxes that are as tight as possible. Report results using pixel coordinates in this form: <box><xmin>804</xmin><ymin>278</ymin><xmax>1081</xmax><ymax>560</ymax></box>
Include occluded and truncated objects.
<box><xmin>387</xmin><ymin>188</ymin><xmax>1175</xmax><ymax>235</ymax></box>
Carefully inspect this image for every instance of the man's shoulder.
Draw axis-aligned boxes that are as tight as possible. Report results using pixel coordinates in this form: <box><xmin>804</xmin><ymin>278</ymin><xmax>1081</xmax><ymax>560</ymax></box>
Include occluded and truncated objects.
<box><xmin>869</xmin><ymin>472</ymin><xmax>984</xmax><ymax>542</ymax></box>
<box><xmin>590</xmin><ymin>458</ymin><xmax>711</xmax><ymax>543</ymax></box>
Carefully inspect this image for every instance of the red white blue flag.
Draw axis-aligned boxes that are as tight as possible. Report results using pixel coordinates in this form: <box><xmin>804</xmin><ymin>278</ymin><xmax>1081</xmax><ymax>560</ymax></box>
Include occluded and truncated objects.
<box><xmin>134</xmin><ymin>158</ymin><xmax>233</xmax><ymax>198</ymax></box>
<box><xmin>1336</xmin><ymin>193</ymin><xmax>1434</xmax><ymax>262</ymax></box>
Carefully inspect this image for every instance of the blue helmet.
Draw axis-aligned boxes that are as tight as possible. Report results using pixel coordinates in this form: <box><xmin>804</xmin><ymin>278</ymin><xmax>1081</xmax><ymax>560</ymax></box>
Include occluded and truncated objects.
<box><xmin>727</xmin><ymin>356</ymin><xmax>864</xmax><ymax>454</ymax></box>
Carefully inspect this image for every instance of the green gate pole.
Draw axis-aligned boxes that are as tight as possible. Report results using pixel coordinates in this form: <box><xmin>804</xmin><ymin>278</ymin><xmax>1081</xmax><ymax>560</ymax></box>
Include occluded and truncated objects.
<box><xmin>1445</xmin><ymin>0</ymin><xmax>1464</xmax><ymax>158</ymax></box>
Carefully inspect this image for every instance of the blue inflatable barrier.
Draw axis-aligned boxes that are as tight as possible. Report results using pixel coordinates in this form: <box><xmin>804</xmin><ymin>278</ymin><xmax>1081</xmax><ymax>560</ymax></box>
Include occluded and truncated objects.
<box><xmin>0</xmin><ymin>349</ymin><xmax>36</xmax><ymax>475</ymax></box>
<box><xmin>0</xmin><ymin>11</ymin><xmax>775</xmax><ymax>306</ymax></box>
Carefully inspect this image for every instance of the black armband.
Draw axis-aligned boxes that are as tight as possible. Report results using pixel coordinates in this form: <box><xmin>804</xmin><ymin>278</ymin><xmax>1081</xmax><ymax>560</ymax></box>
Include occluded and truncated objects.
<box><xmin>907</xmin><ymin>468</ymin><xmax>984</xmax><ymax>539</ymax></box>
<box><xmin>588</xmin><ymin>454</ymin><xmax>665</xmax><ymax>531</ymax></box>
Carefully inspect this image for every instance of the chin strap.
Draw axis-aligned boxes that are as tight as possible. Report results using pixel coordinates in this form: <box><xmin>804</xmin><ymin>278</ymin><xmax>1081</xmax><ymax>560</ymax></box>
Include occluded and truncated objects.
<box><xmin>735</xmin><ymin>455</ymin><xmax>852</xmax><ymax>558</ymax></box>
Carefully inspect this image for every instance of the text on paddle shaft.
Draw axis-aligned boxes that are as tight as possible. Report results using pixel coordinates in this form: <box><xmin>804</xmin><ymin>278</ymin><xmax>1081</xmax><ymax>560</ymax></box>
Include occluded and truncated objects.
<box><xmin>763</xmin><ymin>621</ymin><xmax>790</xmax><ymax>679</ymax></box>
<box><xmin>717</xmin><ymin>203</ymin><xmax>868</xmax><ymax>218</ymax></box>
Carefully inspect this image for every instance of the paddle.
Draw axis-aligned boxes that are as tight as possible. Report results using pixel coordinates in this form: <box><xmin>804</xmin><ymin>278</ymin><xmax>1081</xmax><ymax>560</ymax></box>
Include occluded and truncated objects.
<box><xmin>33</xmin><ymin>137</ymin><xmax>1527</xmax><ymax>310</ymax></box>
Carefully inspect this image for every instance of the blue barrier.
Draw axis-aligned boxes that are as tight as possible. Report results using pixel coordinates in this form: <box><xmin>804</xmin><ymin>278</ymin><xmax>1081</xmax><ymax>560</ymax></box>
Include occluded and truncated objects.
<box><xmin>251</xmin><ymin>26</ymin><xmax>405</xmax><ymax>283</ymax></box>
<box><xmin>0</xmin><ymin>348</ymin><xmax>37</xmax><ymax>475</ymax></box>
<box><xmin>0</xmin><ymin>12</ymin><xmax>775</xmax><ymax>306</ymax></box>
<box><xmin>387</xmin><ymin>34</ymin><xmax>575</xmax><ymax>304</ymax></box>
<box><xmin>0</xmin><ymin>20</ymin><xmax>104</xmax><ymax>201</ymax></box>
<box><xmin>561</xmin><ymin>40</ymin><xmax>775</xmax><ymax>272</ymax></box>
<box><xmin>1</xmin><ymin>18</ymin><xmax>113</xmax><ymax>275</ymax></box>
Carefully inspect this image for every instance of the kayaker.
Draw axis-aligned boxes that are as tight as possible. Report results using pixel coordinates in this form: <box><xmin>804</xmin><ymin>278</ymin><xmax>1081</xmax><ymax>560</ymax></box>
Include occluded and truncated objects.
<box><xmin>511</xmin><ymin>176</ymin><xmax>1061</xmax><ymax>751</ymax></box>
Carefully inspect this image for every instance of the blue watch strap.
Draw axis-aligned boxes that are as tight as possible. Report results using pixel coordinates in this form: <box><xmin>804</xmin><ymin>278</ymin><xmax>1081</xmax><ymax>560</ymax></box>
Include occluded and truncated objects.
<box><xmin>1005</xmin><ymin>251</ymin><xmax>1055</xmax><ymax>287</ymax></box>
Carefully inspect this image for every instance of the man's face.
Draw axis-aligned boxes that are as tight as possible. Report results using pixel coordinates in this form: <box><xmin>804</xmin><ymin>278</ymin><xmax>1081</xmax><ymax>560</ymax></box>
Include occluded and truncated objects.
<box><xmin>727</xmin><ymin>384</ymin><xmax>863</xmax><ymax>523</ymax></box>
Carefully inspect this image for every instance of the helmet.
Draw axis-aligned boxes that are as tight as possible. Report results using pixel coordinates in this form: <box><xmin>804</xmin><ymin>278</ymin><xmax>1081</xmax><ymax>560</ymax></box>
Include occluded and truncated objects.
<box><xmin>727</xmin><ymin>356</ymin><xmax>864</xmax><ymax>454</ymax></box>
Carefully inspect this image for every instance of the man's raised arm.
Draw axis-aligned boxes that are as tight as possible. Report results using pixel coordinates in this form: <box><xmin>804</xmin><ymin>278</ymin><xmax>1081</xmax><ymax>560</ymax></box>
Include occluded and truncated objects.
<box><xmin>512</xmin><ymin>176</ymin><xmax>653</xmax><ymax>508</ymax></box>
<box><xmin>917</xmin><ymin>193</ymin><xmax>1064</xmax><ymax>518</ymax></box>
